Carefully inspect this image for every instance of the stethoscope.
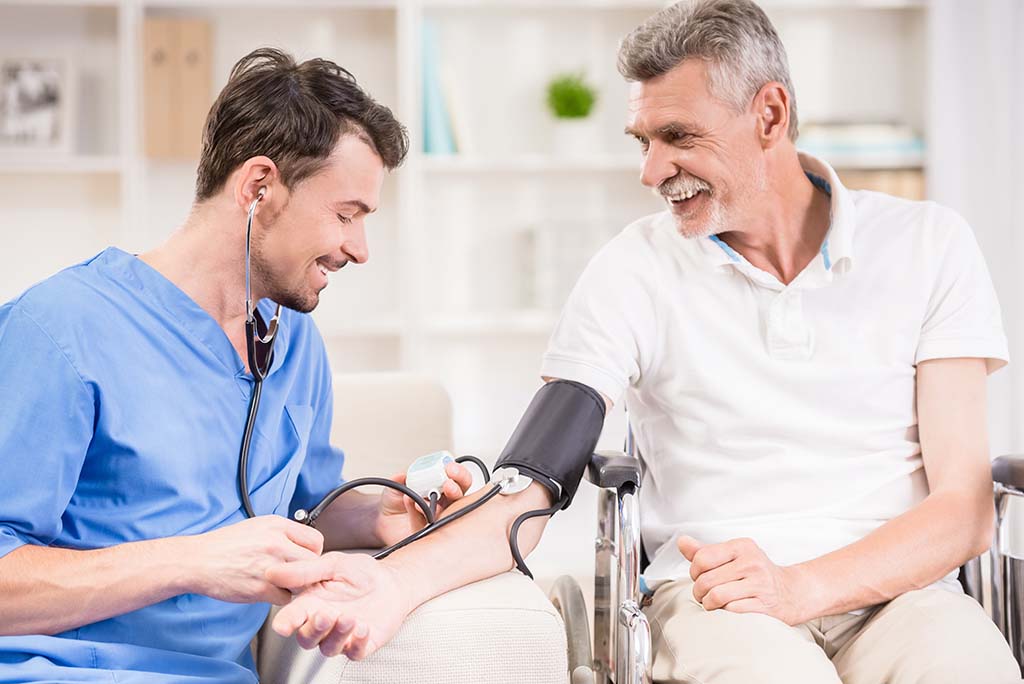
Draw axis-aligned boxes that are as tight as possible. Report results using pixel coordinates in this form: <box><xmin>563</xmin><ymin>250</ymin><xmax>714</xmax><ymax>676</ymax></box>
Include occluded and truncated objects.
<box><xmin>235</xmin><ymin>191</ymin><xmax>560</xmax><ymax>576</ymax></box>
<box><xmin>238</xmin><ymin>188</ymin><xmax>281</xmax><ymax>519</ymax></box>
<box><xmin>235</xmin><ymin>190</ymin><xmax>439</xmax><ymax>527</ymax></box>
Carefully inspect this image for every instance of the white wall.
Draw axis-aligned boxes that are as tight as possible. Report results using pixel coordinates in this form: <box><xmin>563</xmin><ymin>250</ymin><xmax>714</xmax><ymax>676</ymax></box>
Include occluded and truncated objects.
<box><xmin>927</xmin><ymin>0</ymin><xmax>1024</xmax><ymax>457</ymax></box>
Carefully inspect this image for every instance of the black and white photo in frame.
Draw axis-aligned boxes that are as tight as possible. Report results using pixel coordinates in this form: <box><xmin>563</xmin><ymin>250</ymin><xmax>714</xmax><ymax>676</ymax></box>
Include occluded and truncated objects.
<box><xmin>0</xmin><ymin>57</ymin><xmax>71</xmax><ymax>154</ymax></box>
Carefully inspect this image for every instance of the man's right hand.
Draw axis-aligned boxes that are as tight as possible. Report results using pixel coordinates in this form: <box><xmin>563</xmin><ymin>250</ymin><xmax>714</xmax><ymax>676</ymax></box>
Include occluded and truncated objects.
<box><xmin>187</xmin><ymin>515</ymin><xmax>324</xmax><ymax>605</ymax></box>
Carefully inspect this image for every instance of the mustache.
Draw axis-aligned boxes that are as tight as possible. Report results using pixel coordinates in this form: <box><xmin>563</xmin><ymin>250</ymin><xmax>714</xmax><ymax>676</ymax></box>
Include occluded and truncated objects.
<box><xmin>655</xmin><ymin>174</ymin><xmax>711</xmax><ymax>198</ymax></box>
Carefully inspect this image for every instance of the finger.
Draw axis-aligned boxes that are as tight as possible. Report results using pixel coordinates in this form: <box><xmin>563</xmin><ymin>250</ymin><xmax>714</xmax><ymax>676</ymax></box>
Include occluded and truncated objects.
<box><xmin>688</xmin><ymin>542</ymin><xmax>738</xmax><ymax>581</ymax></box>
<box><xmin>691</xmin><ymin>559</ymin><xmax>746</xmax><ymax>603</ymax></box>
<box><xmin>722</xmin><ymin>598</ymin><xmax>768</xmax><ymax>615</ymax></box>
<box><xmin>296</xmin><ymin>608</ymin><xmax>338</xmax><ymax>650</ymax></box>
<box><xmin>272</xmin><ymin>600</ymin><xmax>309</xmax><ymax>637</ymax></box>
<box><xmin>319</xmin><ymin>616</ymin><xmax>357</xmax><ymax>657</ymax></box>
<box><xmin>380</xmin><ymin>488</ymin><xmax>408</xmax><ymax>516</ymax></box>
<box><xmin>265</xmin><ymin>586</ymin><xmax>294</xmax><ymax>606</ymax></box>
<box><xmin>280</xmin><ymin>543</ymin><xmax>321</xmax><ymax>563</ymax></box>
<box><xmin>266</xmin><ymin>557</ymin><xmax>335</xmax><ymax>591</ymax></box>
<box><xmin>441</xmin><ymin>478</ymin><xmax>464</xmax><ymax>502</ymax></box>
<box><xmin>445</xmin><ymin>462</ymin><xmax>474</xmax><ymax>493</ymax></box>
<box><xmin>343</xmin><ymin>622</ymin><xmax>371</xmax><ymax>661</ymax></box>
<box><xmin>381</xmin><ymin>474</ymin><xmax>415</xmax><ymax>515</ymax></box>
<box><xmin>677</xmin><ymin>535</ymin><xmax>703</xmax><ymax>562</ymax></box>
<box><xmin>701</xmin><ymin>579</ymin><xmax>757</xmax><ymax>612</ymax></box>
<box><xmin>283</xmin><ymin>520</ymin><xmax>325</xmax><ymax>556</ymax></box>
<box><xmin>404</xmin><ymin>493</ymin><xmax>425</xmax><ymax>518</ymax></box>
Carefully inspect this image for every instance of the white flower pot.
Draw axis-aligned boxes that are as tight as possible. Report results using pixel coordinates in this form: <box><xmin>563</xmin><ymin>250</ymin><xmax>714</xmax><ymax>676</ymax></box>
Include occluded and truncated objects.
<box><xmin>551</xmin><ymin>117</ymin><xmax>602</xmax><ymax>159</ymax></box>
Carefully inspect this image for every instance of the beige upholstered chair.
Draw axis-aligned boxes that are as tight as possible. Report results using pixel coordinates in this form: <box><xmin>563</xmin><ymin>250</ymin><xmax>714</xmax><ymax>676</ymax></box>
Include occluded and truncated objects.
<box><xmin>256</xmin><ymin>372</ymin><xmax>569</xmax><ymax>684</ymax></box>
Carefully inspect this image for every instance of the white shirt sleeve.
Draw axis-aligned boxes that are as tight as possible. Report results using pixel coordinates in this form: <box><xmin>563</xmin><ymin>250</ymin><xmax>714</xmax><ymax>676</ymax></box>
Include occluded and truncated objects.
<box><xmin>540</xmin><ymin>228</ymin><xmax>662</xmax><ymax>405</ymax></box>
<box><xmin>915</xmin><ymin>208</ymin><xmax>1009</xmax><ymax>373</ymax></box>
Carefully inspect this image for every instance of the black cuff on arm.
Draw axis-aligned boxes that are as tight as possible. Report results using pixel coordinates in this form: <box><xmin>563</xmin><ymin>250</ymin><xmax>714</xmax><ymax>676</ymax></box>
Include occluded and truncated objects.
<box><xmin>495</xmin><ymin>380</ymin><xmax>606</xmax><ymax>509</ymax></box>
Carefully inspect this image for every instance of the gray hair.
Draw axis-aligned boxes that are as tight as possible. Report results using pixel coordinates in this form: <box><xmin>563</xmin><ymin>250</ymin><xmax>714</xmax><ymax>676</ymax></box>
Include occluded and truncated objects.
<box><xmin>618</xmin><ymin>0</ymin><xmax>799</xmax><ymax>141</ymax></box>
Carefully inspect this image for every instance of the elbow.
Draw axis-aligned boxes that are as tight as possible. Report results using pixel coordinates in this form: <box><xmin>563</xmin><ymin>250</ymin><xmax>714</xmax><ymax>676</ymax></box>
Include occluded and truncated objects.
<box><xmin>967</xmin><ymin>497</ymin><xmax>996</xmax><ymax>559</ymax></box>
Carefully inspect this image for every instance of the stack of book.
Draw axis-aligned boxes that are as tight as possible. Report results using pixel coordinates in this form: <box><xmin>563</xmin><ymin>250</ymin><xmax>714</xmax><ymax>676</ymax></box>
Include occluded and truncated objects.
<box><xmin>799</xmin><ymin>122</ymin><xmax>926</xmax><ymax>200</ymax></box>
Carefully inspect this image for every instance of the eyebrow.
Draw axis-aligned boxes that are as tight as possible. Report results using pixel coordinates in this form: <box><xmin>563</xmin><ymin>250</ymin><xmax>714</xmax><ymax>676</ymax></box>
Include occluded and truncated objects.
<box><xmin>625</xmin><ymin>122</ymin><xmax>700</xmax><ymax>140</ymax></box>
<box><xmin>337</xmin><ymin>200</ymin><xmax>375</xmax><ymax>214</ymax></box>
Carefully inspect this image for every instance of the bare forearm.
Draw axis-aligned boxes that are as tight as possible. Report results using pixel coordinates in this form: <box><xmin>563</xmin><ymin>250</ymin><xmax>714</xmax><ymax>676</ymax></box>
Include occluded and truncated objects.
<box><xmin>796</xmin><ymin>489</ymin><xmax>993</xmax><ymax>617</ymax></box>
<box><xmin>0</xmin><ymin>537</ymin><xmax>194</xmax><ymax>636</ymax></box>
<box><xmin>382</xmin><ymin>482</ymin><xmax>553</xmax><ymax>611</ymax></box>
<box><xmin>314</xmin><ymin>490</ymin><xmax>383</xmax><ymax>551</ymax></box>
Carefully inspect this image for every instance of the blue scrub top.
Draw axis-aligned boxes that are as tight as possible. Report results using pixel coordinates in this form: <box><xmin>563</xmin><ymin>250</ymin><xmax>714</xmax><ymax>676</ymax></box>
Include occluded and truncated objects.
<box><xmin>0</xmin><ymin>248</ymin><xmax>345</xmax><ymax>683</ymax></box>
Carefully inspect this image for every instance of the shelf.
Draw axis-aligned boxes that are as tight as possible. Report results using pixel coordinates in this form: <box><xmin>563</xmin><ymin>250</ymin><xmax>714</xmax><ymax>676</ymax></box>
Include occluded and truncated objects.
<box><xmin>141</xmin><ymin>0</ymin><xmax>395</xmax><ymax>7</ymax></box>
<box><xmin>426</xmin><ymin>310</ymin><xmax>558</xmax><ymax>336</ymax></box>
<box><xmin>765</xmin><ymin>0</ymin><xmax>926</xmax><ymax>7</ymax></box>
<box><xmin>0</xmin><ymin>156</ymin><xmax>122</xmax><ymax>175</ymax></box>
<box><xmin>420</xmin><ymin>0</ymin><xmax>924</xmax><ymax>8</ymax></box>
<box><xmin>0</xmin><ymin>0</ymin><xmax>118</xmax><ymax>6</ymax></box>
<box><xmin>421</xmin><ymin>154</ymin><xmax>640</xmax><ymax>175</ymax></box>
<box><xmin>805</xmin><ymin>149</ymin><xmax>925</xmax><ymax>171</ymax></box>
<box><xmin>422</xmin><ymin>0</ymin><xmax>661</xmax><ymax>8</ymax></box>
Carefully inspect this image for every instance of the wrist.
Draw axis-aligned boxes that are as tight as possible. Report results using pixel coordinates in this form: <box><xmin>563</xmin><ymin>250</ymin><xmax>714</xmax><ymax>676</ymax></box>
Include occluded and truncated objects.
<box><xmin>785</xmin><ymin>562</ymin><xmax>828</xmax><ymax>623</ymax></box>
<box><xmin>369</xmin><ymin>504</ymin><xmax>391</xmax><ymax>549</ymax></box>
<box><xmin>378</xmin><ymin>555</ymin><xmax>423</xmax><ymax>617</ymax></box>
<box><xmin>160</xmin><ymin>534</ymin><xmax>205</xmax><ymax>596</ymax></box>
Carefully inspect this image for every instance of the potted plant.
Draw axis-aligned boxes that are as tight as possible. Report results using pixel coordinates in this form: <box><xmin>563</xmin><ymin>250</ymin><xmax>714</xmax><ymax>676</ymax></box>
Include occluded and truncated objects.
<box><xmin>546</xmin><ymin>72</ymin><xmax>599</xmax><ymax>157</ymax></box>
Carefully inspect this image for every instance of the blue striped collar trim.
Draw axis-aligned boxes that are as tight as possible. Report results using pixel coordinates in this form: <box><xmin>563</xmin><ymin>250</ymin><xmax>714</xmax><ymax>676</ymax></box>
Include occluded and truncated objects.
<box><xmin>806</xmin><ymin>171</ymin><xmax>834</xmax><ymax>271</ymax></box>
<box><xmin>708</xmin><ymin>234</ymin><xmax>741</xmax><ymax>263</ymax></box>
<box><xmin>705</xmin><ymin>168</ymin><xmax>840</xmax><ymax>272</ymax></box>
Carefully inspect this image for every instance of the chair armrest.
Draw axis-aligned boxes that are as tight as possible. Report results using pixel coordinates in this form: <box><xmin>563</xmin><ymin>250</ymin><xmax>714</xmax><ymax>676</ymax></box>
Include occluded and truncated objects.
<box><xmin>587</xmin><ymin>450</ymin><xmax>641</xmax><ymax>490</ymax></box>
<box><xmin>993</xmin><ymin>455</ymin><xmax>1024</xmax><ymax>491</ymax></box>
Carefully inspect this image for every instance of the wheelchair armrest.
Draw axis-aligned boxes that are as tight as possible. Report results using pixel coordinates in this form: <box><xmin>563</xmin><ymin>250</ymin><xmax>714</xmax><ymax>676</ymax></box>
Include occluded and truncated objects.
<box><xmin>993</xmin><ymin>454</ymin><xmax>1024</xmax><ymax>491</ymax></box>
<box><xmin>587</xmin><ymin>450</ymin><xmax>641</xmax><ymax>490</ymax></box>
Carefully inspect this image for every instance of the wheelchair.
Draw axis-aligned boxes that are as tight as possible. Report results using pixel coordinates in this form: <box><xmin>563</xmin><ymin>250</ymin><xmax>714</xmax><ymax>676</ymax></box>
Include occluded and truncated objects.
<box><xmin>547</xmin><ymin>433</ymin><xmax>1024</xmax><ymax>684</ymax></box>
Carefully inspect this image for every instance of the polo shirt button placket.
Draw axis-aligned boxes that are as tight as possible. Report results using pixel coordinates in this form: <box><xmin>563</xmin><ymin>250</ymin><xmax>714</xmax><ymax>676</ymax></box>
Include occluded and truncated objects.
<box><xmin>766</xmin><ymin>289</ymin><xmax>813</xmax><ymax>359</ymax></box>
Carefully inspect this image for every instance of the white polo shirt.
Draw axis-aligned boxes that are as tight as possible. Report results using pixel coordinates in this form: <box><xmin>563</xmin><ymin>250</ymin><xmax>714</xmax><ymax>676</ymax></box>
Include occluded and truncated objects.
<box><xmin>541</xmin><ymin>153</ymin><xmax>1009</xmax><ymax>591</ymax></box>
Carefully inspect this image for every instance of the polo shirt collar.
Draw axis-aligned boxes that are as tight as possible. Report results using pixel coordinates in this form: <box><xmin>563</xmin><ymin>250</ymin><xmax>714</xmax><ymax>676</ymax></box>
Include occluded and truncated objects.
<box><xmin>798</xmin><ymin>151</ymin><xmax>856</xmax><ymax>274</ymax></box>
<box><xmin>694</xmin><ymin>152</ymin><xmax>857</xmax><ymax>277</ymax></box>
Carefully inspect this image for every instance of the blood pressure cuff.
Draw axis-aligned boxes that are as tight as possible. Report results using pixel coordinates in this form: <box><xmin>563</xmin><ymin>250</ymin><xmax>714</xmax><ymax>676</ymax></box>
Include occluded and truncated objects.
<box><xmin>495</xmin><ymin>380</ymin><xmax>605</xmax><ymax>509</ymax></box>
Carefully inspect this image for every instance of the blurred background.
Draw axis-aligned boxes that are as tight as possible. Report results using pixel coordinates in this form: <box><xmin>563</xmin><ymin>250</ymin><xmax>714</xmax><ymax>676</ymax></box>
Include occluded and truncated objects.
<box><xmin>0</xmin><ymin>0</ymin><xmax>1021</xmax><ymax>589</ymax></box>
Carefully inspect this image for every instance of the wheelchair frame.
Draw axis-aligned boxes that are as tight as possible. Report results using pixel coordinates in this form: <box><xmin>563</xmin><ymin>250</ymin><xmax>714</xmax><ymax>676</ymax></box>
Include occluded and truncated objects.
<box><xmin>551</xmin><ymin>446</ymin><xmax>1024</xmax><ymax>684</ymax></box>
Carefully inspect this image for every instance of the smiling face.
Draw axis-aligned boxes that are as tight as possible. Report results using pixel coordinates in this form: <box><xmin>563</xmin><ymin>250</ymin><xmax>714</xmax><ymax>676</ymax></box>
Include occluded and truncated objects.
<box><xmin>250</xmin><ymin>133</ymin><xmax>385</xmax><ymax>313</ymax></box>
<box><xmin>626</xmin><ymin>59</ymin><xmax>769</xmax><ymax>239</ymax></box>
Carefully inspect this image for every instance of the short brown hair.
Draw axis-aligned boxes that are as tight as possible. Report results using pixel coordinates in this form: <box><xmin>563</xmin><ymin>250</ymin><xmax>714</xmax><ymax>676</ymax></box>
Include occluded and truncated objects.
<box><xmin>195</xmin><ymin>48</ymin><xmax>408</xmax><ymax>201</ymax></box>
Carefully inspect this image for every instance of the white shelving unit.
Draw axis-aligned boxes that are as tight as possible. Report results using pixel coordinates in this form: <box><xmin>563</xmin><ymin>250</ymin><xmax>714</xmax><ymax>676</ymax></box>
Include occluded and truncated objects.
<box><xmin>0</xmin><ymin>0</ymin><xmax>931</xmax><ymax>462</ymax></box>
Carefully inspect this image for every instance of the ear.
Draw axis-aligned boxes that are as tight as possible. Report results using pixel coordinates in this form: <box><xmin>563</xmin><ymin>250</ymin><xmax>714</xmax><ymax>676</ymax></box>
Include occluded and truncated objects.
<box><xmin>231</xmin><ymin>155</ymin><xmax>281</xmax><ymax>213</ymax></box>
<box><xmin>751</xmin><ymin>82</ymin><xmax>791</xmax><ymax>149</ymax></box>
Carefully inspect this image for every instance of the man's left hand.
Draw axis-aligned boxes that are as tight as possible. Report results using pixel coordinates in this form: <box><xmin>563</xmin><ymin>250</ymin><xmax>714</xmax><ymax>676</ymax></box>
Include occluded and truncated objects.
<box><xmin>677</xmin><ymin>535</ymin><xmax>818</xmax><ymax>626</ymax></box>
<box><xmin>268</xmin><ymin>552</ymin><xmax>409</xmax><ymax>660</ymax></box>
<box><xmin>376</xmin><ymin>462</ymin><xmax>473</xmax><ymax>547</ymax></box>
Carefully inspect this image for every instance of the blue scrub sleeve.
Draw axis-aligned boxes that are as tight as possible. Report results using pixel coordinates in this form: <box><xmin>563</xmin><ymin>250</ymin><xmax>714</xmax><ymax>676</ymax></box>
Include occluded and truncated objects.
<box><xmin>288</xmin><ymin>358</ymin><xmax>345</xmax><ymax>519</ymax></box>
<box><xmin>0</xmin><ymin>304</ymin><xmax>95</xmax><ymax>560</ymax></box>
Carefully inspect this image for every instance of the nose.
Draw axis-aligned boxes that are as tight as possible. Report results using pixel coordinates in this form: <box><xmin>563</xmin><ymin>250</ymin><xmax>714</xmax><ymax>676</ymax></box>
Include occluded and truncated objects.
<box><xmin>639</xmin><ymin>140</ymin><xmax>679</xmax><ymax>190</ymax></box>
<box><xmin>342</xmin><ymin>220</ymin><xmax>369</xmax><ymax>265</ymax></box>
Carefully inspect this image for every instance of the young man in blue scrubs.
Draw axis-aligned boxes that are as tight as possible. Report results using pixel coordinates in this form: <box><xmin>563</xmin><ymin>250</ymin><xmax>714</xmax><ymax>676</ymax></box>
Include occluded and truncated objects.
<box><xmin>0</xmin><ymin>48</ymin><xmax>559</xmax><ymax>683</ymax></box>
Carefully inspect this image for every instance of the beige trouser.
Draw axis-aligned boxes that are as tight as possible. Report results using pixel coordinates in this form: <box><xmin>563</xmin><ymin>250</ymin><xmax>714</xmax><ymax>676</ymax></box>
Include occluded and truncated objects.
<box><xmin>646</xmin><ymin>578</ymin><xmax>1021</xmax><ymax>684</ymax></box>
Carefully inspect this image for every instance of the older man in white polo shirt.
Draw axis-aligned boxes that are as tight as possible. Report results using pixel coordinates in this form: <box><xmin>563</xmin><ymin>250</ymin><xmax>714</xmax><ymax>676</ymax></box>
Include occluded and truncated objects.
<box><xmin>541</xmin><ymin>1</ymin><xmax>1020</xmax><ymax>682</ymax></box>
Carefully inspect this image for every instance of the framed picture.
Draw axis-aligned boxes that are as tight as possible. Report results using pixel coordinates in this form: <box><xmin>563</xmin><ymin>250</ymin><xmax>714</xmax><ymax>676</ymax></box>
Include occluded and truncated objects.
<box><xmin>0</xmin><ymin>57</ymin><xmax>73</xmax><ymax>156</ymax></box>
